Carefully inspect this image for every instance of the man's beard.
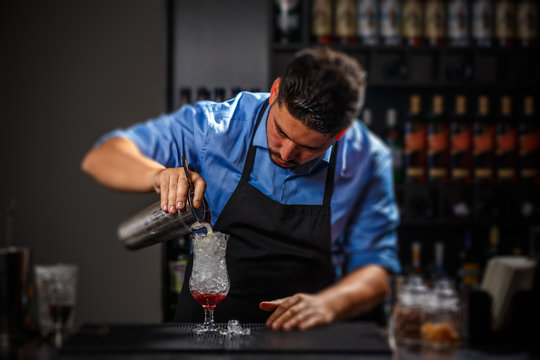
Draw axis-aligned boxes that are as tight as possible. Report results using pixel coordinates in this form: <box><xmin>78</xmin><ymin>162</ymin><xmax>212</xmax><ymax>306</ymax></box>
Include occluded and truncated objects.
<box><xmin>267</xmin><ymin>147</ymin><xmax>298</xmax><ymax>168</ymax></box>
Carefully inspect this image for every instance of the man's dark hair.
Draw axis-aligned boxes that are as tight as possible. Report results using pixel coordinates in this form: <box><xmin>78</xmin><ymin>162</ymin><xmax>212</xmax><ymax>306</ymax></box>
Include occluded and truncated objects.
<box><xmin>277</xmin><ymin>47</ymin><xmax>366</xmax><ymax>136</ymax></box>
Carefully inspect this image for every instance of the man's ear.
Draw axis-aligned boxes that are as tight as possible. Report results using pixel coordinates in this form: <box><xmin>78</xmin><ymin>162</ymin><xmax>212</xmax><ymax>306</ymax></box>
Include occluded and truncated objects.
<box><xmin>269</xmin><ymin>78</ymin><xmax>281</xmax><ymax>105</ymax></box>
<box><xmin>335</xmin><ymin>127</ymin><xmax>348</xmax><ymax>140</ymax></box>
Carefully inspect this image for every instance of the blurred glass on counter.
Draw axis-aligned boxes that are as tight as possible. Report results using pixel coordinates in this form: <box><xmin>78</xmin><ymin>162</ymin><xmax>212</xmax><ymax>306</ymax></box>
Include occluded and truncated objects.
<box><xmin>34</xmin><ymin>264</ymin><xmax>78</xmax><ymax>347</ymax></box>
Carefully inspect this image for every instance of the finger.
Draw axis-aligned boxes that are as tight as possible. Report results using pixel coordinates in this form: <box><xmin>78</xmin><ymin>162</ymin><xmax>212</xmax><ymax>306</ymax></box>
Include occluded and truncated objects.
<box><xmin>282</xmin><ymin>307</ymin><xmax>311</xmax><ymax>331</ymax></box>
<box><xmin>160</xmin><ymin>175</ymin><xmax>170</xmax><ymax>212</ymax></box>
<box><xmin>175</xmin><ymin>174</ymin><xmax>189</xmax><ymax>211</ymax></box>
<box><xmin>298</xmin><ymin>315</ymin><xmax>323</xmax><ymax>331</ymax></box>
<box><xmin>259</xmin><ymin>301</ymin><xmax>280</xmax><ymax>312</ymax></box>
<box><xmin>272</xmin><ymin>302</ymin><xmax>306</xmax><ymax>331</ymax></box>
<box><xmin>265</xmin><ymin>297</ymin><xmax>300</xmax><ymax>328</ymax></box>
<box><xmin>191</xmin><ymin>173</ymin><xmax>207</xmax><ymax>208</ymax></box>
<box><xmin>168</xmin><ymin>174</ymin><xmax>179</xmax><ymax>214</ymax></box>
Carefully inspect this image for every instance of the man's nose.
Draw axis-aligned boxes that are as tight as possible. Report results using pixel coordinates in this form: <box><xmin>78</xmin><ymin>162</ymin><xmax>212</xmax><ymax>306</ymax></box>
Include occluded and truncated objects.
<box><xmin>280</xmin><ymin>140</ymin><xmax>297</xmax><ymax>162</ymax></box>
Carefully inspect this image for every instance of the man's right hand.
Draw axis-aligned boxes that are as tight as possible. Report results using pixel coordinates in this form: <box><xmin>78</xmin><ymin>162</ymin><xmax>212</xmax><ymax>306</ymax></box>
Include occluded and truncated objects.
<box><xmin>152</xmin><ymin>167</ymin><xmax>207</xmax><ymax>214</ymax></box>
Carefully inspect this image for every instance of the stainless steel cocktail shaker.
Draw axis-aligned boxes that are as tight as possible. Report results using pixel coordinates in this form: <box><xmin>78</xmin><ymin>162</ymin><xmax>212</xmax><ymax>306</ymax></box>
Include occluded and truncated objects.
<box><xmin>117</xmin><ymin>198</ymin><xmax>211</xmax><ymax>250</ymax></box>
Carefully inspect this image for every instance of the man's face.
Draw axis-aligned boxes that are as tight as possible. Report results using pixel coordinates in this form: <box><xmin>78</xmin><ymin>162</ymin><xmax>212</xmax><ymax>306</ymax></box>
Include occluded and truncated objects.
<box><xmin>266</xmin><ymin>101</ymin><xmax>335</xmax><ymax>169</ymax></box>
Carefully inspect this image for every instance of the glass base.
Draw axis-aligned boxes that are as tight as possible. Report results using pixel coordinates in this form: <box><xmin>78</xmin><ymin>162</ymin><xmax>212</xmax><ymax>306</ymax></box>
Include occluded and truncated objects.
<box><xmin>192</xmin><ymin>323</ymin><xmax>221</xmax><ymax>334</ymax></box>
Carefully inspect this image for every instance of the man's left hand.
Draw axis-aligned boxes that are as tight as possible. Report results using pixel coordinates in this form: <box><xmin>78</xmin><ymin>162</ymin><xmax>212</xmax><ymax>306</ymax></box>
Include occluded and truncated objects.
<box><xmin>259</xmin><ymin>293</ymin><xmax>336</xmax><ymax>331</ymax></box>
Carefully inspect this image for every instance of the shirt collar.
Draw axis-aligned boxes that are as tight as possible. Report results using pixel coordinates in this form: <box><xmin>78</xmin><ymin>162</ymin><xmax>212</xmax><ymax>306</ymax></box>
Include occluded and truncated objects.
<box><xmin>252</xmin><ymin>102</ymin><xmax>333</xmax><ymax>175</ymax></box>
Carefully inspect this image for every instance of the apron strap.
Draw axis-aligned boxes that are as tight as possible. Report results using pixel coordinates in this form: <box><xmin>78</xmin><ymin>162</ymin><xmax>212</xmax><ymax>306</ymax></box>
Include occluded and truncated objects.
<box><xmin>323</xmin><ymin>142</ymin><xmax>338</xmax><ymax>207</ymax></box>
<box><xmin>241</xmin><ymin>99</ymin><xmax>269</xmax><ymax>181</ymax></box>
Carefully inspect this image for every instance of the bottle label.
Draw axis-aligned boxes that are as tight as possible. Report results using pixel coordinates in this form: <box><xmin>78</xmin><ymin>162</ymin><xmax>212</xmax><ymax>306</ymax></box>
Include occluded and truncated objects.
<box><xmin>357</xmin><ymin>0</ymin><xmax>378</xmax><ymax>37</ymax></box>
<box><xmin>402</xmin><ymin>0</ymin><xmax>423</xmax><ymax>38</ymax></box>
<box><xmin>496</xmin><ymin>1</ymin><xmax>516</xmax><ymax>39</ymax></box>
<box><xmin>448</xmin><ymin>0</ymin><xmax>469</xmax><ymax>40</ymax></box>
<box><xmin>381</xmin><ymin>0</ymin><xmax>401</xmax><ymax>38</ymax></box>
<box><xmin>312</xmin><ymin>0</ymin><xmax>333</xmax><ymax>37</ymax></box>
<box><xmin>474</xmin><ymin>130</ymin><xmax>495</xmax><ymax>155</ymax></box>
<box><xmin>335</xmin><ymin>0</ymin><xmax>357</xmax><ymax>37</ymax></box>
<box><xmin>428</xmin><ymin>128</ymin><xmax>450</xmax><ymax>154</ymax></box>
<box><xmin>517</xmin><ymin>2</ymin><xmax>538</xmax><ymax>40</ymax></box>
<box><xmin>520</xmin><ymin>130</ymin><xmax>540</xmax><ymax>155</ymax></box>
<box><xmin>496</xmin><ymin>128</ymin><xmax>518</xmax><ymax>154</ymax></box>
<box><xmin>406</xmin><ymin>128</ymin><xmax>427</xmax><ymax>153</ymax></box>
<box><xmin>425</xmin><ymin>0</ymin><xmax>445</xmax><ymax>39</ymax></box>
<box><xmin>452</xmin><ymin>129</ymin><xmax>472</xmax><ymax>153</ymax></box>
<box><xmin>473</xmin><ymin>0</ymin><xmax>494</xmax><ymax>40</ymax></box>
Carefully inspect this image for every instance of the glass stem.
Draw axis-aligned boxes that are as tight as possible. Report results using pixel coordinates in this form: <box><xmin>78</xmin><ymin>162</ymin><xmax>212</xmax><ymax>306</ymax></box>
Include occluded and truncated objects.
<box><xmin>203</xmin><ymin>307</ymin><xmax>214</xmax><ymax>326</ymax></box>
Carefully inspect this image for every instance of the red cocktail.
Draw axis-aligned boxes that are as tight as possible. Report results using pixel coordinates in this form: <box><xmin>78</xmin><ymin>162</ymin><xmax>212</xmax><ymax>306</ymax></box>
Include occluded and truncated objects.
<box><xmin>191</xmin><ymin>292</ymin><xmax>226</xmax><ymax>309</ymax></box>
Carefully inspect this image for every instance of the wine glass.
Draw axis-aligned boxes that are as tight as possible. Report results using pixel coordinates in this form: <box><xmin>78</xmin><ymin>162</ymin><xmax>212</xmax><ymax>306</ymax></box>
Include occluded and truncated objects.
<box><xmin>189</xmin><ymin>231</ymin><xmax>229</xmax><ymax>334</ymax></box>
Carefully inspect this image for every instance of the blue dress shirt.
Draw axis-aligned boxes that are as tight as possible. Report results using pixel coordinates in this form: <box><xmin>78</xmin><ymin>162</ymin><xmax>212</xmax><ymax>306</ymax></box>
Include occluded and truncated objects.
<box><xmin>97</xmin><ymin>92</ymin><xmax>401</xmax><ymax>275</ymax></box>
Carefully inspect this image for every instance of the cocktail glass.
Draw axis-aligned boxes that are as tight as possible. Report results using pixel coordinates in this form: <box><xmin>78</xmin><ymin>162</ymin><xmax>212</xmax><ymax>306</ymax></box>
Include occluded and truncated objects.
<box><xmin>189</xmin><ymin>231</ymin><xmax>229</xmax><ymax>334</ymax></box>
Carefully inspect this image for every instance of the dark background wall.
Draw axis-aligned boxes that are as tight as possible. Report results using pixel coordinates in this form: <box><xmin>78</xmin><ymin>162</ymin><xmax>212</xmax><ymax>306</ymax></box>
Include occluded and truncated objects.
<box><xmin>2</xmin><ymin>0</ymin><xmax>166</xmax><ymax>323</ymax></box>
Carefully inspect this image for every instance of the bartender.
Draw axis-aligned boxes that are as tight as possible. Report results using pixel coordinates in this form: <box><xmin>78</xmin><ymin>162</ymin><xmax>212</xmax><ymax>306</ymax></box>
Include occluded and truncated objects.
<box><xmin>82</xmin><ymin>47</ymin><xmax>401</xmax><ymax>331</ymax></box>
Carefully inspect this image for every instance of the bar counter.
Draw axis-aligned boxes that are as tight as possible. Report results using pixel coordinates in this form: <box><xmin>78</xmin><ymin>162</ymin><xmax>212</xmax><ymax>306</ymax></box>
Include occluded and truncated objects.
<box><xmin>2</xmin><ymin>322</ymin><xmax>537</xmax><ymax>360</ymax></box>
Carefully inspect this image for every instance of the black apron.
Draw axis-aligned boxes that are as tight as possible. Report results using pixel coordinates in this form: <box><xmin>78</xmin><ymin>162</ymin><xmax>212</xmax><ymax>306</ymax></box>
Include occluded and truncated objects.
<box><xmin>175</xmin><ymin>99</ymin><xmax>338</xmax><ymax>323</ymax></box>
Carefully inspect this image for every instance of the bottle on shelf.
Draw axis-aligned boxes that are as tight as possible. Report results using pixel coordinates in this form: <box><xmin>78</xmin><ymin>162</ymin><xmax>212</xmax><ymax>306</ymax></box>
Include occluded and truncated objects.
<box><xmin>447</xmin><ymin>0</ymin><xmax>471</xmax><ymax>46</ymax></box>
<box><xmin>495</xmin><ymin>95</ymin><xmax>518</xmax><ymax>183</ymax></box>
<box><xmin>458</xmin><ymin>230</ymin><xmax>481</xmax><ymax>288</ymax></box>
<box><xmin>312</xmin><ymin>0</ymin><xmax>333</xmax><ymax>44</ymax></box>
<box><xmin>165</xmin><ymin>237</ymin><xmax>191</xmax><ymax>320</ymax></box>
<box><xmin>362</xmin><ymin>107</ymin><xmax>373</xmax><ymax>128</ymax></box>
<box><xmin>357</xmin><ymin>0</ymin><xmax>379</xmax><ymax>45</ymax></box>
<box><xmin>335</xmin><ymin>0</ymin><xmax>358</xmax><ymax>44</ymax></box>
<box><xmin>473</xmin><ymin>95</ymin><xmax>495</xmax><ymax>184</ymax></box>
<box><xmin>405</xmin><ymin>95</ymin><xmax>427</xmax><ymax>183</ymax></box>
<box><xmin>424</xmin><ymin>0</ymin><xmax>446</xmax><ymax>46</ymax></box>
<box><xmin>385</xmin><ymin>108</ymin><xmax>404</xmax><ymax>183</ymax></box>
<box><xmin>178</xmin><ymin>87</ymin><xmax>192</xmax><ymax>107</ymax></box>
<box><xmin>450</xmin><ymin>95</ymin><xmax>473</xmax><ymax>184</ymax></box>
<box><xmin>517</xmin><ymin>0</ymin><xmax>538</xmax><ymax>47</ymax></box>
<box><xmin>431</xmin><ymin>240</ymin><xmax>447</xmax><ymax>281</ymax></box>
<box><xmin>402</xmin><ymin>0</ymin><xmax>424</xmax><ymax>46</ymax></box>
<box><xmin>486</xmin><ymin>224</ymin><xmax>500</xmax><ymax>261</ymax></box>
<box><xmin>274</xmin><ymin>0</ymin><xmax>301</xmax><ymax>44</ymax></box>
<box><xmin>213</xmin><ymin>87</ymin><xmax>226</xmax><ymax>102</ymax></box>
<box><xmin>472</xmin><ymin>0</ymin><xmax>495</xmax><ymax>47</ymax></box>
<box><xmin>230</xmin><ymin>86</ymin><xmax>242</xmax><ymax>98</ymax></box>
<box><xmin>380</xmin><ymin>0</ymin><xmax>402</xmax><ymax>45</ymax></box>
<box><xmin>495</xmin><ymin>0</ymin><xmax>516</xmax><ymax>47</ymax></box>
<box><xmin>196</xmin><ymin>87</ymin><xmax>211</xmax><ymax>102</ymax></box>
<box><xmin>519</xmin><ymin>96</ymin><xmax>540</xmax><ymax>183</ymax></box>
<box><xmin>410</xmin><ymin>240</ymin><xmax>423</xmax><ymax>275</ymax></box>
<box><xmin>428</xmin><ymin>95</ymin><xmax>450</xmax><ymax>184</ymax></box>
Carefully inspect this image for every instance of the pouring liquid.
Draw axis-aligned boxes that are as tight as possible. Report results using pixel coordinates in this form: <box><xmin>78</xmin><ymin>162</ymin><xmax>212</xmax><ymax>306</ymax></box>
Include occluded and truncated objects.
<box><xmin>191</xmin><ymin>221</ymin><xmax>213</xmax><ymax>235</ymax></box>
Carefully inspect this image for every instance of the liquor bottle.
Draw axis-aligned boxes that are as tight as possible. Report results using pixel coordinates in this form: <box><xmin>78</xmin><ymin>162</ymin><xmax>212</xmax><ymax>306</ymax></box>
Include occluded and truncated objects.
<box><xmin>274</xmin><ymin>0</ymin><xmax>301</xmax><ymax>44</ymax></box>
<box><xmin>495</xmin><ymin>96</ymin><xmax>518</xmax><ymax>183</ymax></box>
<box><xmin>179</xmin><ymin>87</ymin><xmax>192</xmax><ymax>107</ymax></box>
<box><xmin>213</xmin><ymin>87</ymin><xmax>226</xmax><ymax>102</ymax></box>
<box><xmin>385</xmin><ymin>108</ymin><xmax>404</xmax><ymax>182</ymax></box>
<box><xmin>486</xmin><ymin>224</ymin><xmax>500</xmax><ymax>260</ymax></box>
<box><xmin>447</xmin><ymin>0</ymin><xmax>471</xmax><ymax>46</ymax></box>
<box><xmin>451</xmin><ymin>95</ymin><xmax>473</xmax><ymax>184</ymax></box>
<box><xmin>405</xmin><ymin>95</ymin><xmax>427</xmax><ymax>183</ymax></box>
<box><xmin>196</xmin><ymin>87</ymin><xmax>211</xmax><ymax>102</ymax></box>
<box><xmin>517</xmin><ymin>0</ymin><xmax>538</xmax><ymax>47</ymax></box>
<box><xmin>357</xmin><ymin>0</ymin><xmax>379</xmax><ymax>45</ymax></box>
<box><xmin>230</xmin><ymin>87</ymin><xmax>242</xmax><ymax>98</ymax></box>
<box><xmin>495</xmin><ymin>0</ymin><xmax>516</xmax><ymax>47</ymax></box>
<box><xmin>519</xmin><ymin>96</ymin><xmax>540</xmax><ymax>183</ymax></box>
<box><xmin>432</xmin><ymin>240</ymin><xmax>447</xmax><ymax>280</ymax></box>
<box><xmin>427</xmin><ymin>95</ymin><xmax>450</xmax><ymax>183</ymax></box>
<box><xmin>312</xmin><ymin>0</ymin><xmax>333</xmax><ymax>44</ymax></box>
<box><xmin>472</xmin><ymin>0</ymin><xmax>495</xmax><ymax>47</ymax></box>
<box><xmin>402</xmin><ymin>0</ymin><xmax>424</xmax><ymax>46</ymax></box>
<box><xmin>458</xmin><ymin>231</ymin><xmax>481</xmax><ymax>288</ymax></box>
<box><xmin>380</xmin><ymin>0</ymin><xmax>401</xmax><ymax>45</ymax></box>
<box><xmin>473</xmin><ymin>95</ymin><xmax>495</xmax><ymax>183</ymax></box>
<box><xmin>424</xmin><ymin>0</ymin><xmax>446</xmax><ymax>46</ymax></box>
<box><xmin>362</xmin><ymin>107</ymin><xmax>373</xmax><ymax>128</ymax></box>
<box><xmin>335</xmin><ymin>0</ymin><xmax>358</xmax><ymax>44</ymax></box>
<box><xmin>410</xmin><ymin>241</ymin><xmax>423</xmax><ymax>275</ymax></box>
<box><xmin>165</xmin><ymin>237</ymin><xmax>190</xmax><ymax>320</ymax></box>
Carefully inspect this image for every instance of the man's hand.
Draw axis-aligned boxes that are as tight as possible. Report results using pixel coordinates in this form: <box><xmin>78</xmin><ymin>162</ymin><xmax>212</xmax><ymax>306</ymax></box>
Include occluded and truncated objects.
<box><xmin>259</xmin><ymin>293</ymin><xmax>337</xmax><ymax>331</ymax></box>
<box><xmin>152</xmin><ymin>168</ymin><xmax>207</xmax><ymax>214</ymax></box>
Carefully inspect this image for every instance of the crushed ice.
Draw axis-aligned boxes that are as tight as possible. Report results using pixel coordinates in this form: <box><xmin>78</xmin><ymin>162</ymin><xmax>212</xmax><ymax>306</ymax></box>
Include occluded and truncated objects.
<box><xmin>219</xmin><ymin>320</ymin><xmax>251</xmax><ymax>336</ymax></box>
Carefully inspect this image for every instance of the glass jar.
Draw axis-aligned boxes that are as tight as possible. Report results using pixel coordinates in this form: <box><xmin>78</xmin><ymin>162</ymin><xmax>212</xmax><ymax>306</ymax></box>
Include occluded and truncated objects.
<box><xmin>421</xmin><ymin>278</ymin><xmax>462</xmax><ymax>349</ymax></box>
<box><xmin>392</xmin><ymin>274</ymin><xmax>429</xmax><ymax>345</ymax></box>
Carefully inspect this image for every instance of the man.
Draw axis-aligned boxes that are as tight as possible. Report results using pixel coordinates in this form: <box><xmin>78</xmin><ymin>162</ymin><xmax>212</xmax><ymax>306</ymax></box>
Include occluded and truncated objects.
<box><xmin>82</xmin><ymin>47</ymin><xmax>401</xmax><ymax>331</ymax></box>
